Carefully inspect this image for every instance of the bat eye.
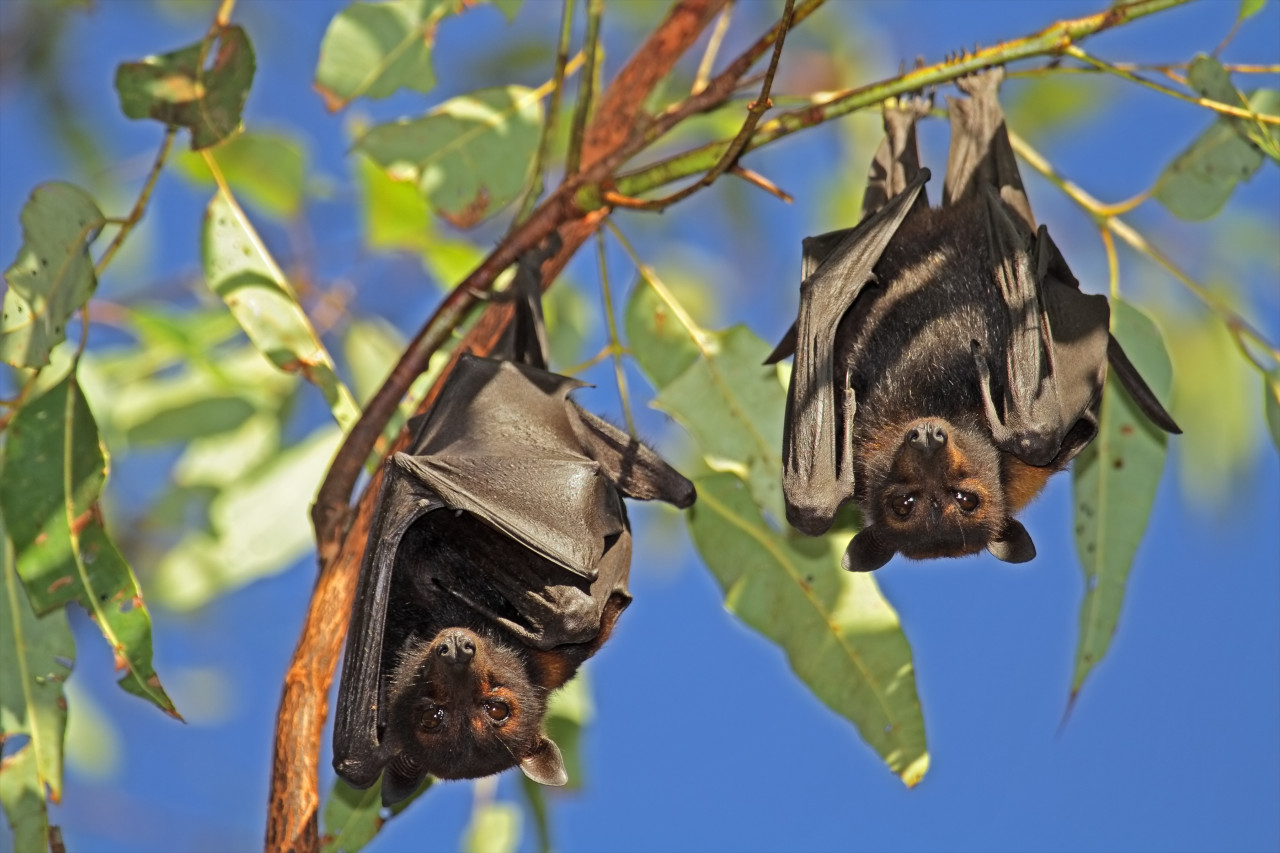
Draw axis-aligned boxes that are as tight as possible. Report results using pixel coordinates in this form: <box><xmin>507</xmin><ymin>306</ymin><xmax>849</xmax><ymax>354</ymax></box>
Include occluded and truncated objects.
<box><xmin>420</xmin><ymin>706</ymin><xmax>445</xmax><ymax>732</ymax></box>
<box><xmin>890</xmin><ymin>495</ymin><xmax>915</xmax><ymax>518</ymax></box>
<box><xmin>954</xmin><ymin>491</ymin><xmax>980</xmax><ymax>513</ymax></box>
<box><xmin>484</xmin><ymin>700</ymin><xmax>510</xmax><ymax>723</ymax></box>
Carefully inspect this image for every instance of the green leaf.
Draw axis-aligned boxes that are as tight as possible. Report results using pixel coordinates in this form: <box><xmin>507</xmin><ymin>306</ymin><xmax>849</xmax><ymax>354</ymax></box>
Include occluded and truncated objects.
<box><xmin>0</xmin><ymin>509</ymin><xmax>74</xmax><ymax>849</ymax></box>
<box><xmin>115</xmin><ymin>24</ymin><xmax>255</xmax><ymax>150</ymax></box>
<box><xmin>1158</xmin><ymin>307</ymin><xmax>1260</xmax><ymax>507</ymax></box>
<box><xmin>462</xmin><ymin>800</ymin><xmax>521</xmax><ymax>853</ymax></box>
<box><xmin>1265</xmin><ymin>371</ymin><xmax>1280</xmax><ymax>453</ymax></box>
<box><xmin>343</xmin><ymin>316</ymin><xmax>405</xmax><ymax>406</ymax></box>
<box><xmin>1238</xmin><ymin>0</ymin><xmax>1266</xmax><ymax>21</ymax></box>
<box><xmin>1153</xmin><ymin>87</ymin><xmax>1280</xmax><ymax>220</ymax></box>
<box><xmin>688</xmin><ymin>473</ymin><xmax>928</xmax><ymax>786</ymax></box>
<box><xmin>315</xmin><ymin>0</ymin><xmax>522</xmax><ymax>111</ymax></box>
<box><xmin>1</xmin><ymin>182</ymin><xmax>104</xmax><ymax>368</ymax></box>
<box><xmin>0</xmin><ymin>375</ymin><xmax>177</xmax><ymax>716</ymax></box>
<box><xmin>203</xmin><ymin>189</ymin><xmax>360</xmax><ymax>430</ymax></box>
<box><xmin>174</xmin><ymin>131</ymin><xmax>307</xmax><ymax>219</ymax></box>
<box><xmin>320</xmin><ymin>776</ymin><xmax>430</xmax><ymax>853</ymax></box>
<box><xmin>151</xmin><ymin>426</ymin><xmax>341</xmax><ymax>611</ymax></box>
<box><xmin>624</xmin><ymin>279</ymin><xmax>700</xmax><ymax>389</ymax></box>
<box><xmin>1069</xmin><ymin>301</ymin><xmax>1174</xmax><ymax>700</ymax></box>
<box><xmin>356</xmin><ymin>85</ymin><xmax>543</xmax><ymax>228</ymax></box>
<box><xmin>653</xmin><ymin>326</ymin><xmax>785</xmax><ymax>524</ymax></box>
<box><xmin>1187</xmin><ymin>55</ymin><xmax>1280</xmax><ymax>160</ymax></box>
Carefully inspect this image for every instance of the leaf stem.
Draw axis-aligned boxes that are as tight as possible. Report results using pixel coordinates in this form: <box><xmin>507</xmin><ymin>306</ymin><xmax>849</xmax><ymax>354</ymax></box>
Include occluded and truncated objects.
<box><xmin>594</xmin><ymin>230</ymin><xmax>636</xmax><ymax>434</ymax></box>
<box><xmin>566</xmin><ymin>0</ymin><xmax>604</xmax><ymax>176</ymax></box>
<box><xmin>515</xmin><ymin>0</ymin><xmax>578</xmax><ymax>226</ymax></box>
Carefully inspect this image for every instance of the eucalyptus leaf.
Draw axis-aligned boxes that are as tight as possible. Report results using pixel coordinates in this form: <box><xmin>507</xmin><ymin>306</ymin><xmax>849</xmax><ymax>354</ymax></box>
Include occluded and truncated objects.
<box><xmin>0</xmin><ymin>509</ymin><xmax>74</xmax><ymax>849</ymax></box>
<box><xmin>151</xmin><ymin>426</ymin><xmax>341</xmax><ymax>611</ymax></box>
<box><xmin>1</xmin><ymin>182</ymin><xmax>104</xmax><ymax>368</ymax></box>
<box><xmin>0</xmin><ymin>375</ymin><xmax>177</xmax><ymax>716</ymax></box>
<box><xmin>203</xmin><ymin>189</ymin><xmax>360</xmax><ymax>430</ymax></box>
<box><xmin>462</xmin><ymin>801</ymin><xmax>521</xmax><ymax>853</ymax></box>
<box><xmin>625</xmin><ymin>280</ymin><xmax>700</xmax><ymax>389</ymax></box>
<box><xmin>356</xmin><ymin>86</ymin><xmax>543</xmax><ymax>228</ymax></box>
<box><xmin>1153</xmin><ymin>88</ymin><xmax>1280</xmax><ymax>220</ymax></box>
<box><xmin>320</xmin><ymin>776</ymin><xmax>430</xmax><ymax>853</ymax></box>
<box><xmin>1069</xmin><ymin>301</ymin><xmax>1174</xmax><ymax>700</ymax></box>
<box><xmin>315</xmin><ymin>0</ymin><xmax>521</xmax><ymax>111</ymax></box>
<box><xmin>688</xmin><ymin>473</ymin><xmax>928</xmax><ymax>786</ymax></box>
<box><xmin>1263</xmin><ymin>371</ymin><xmax>1280</xmax><ymax>454</ymax></box>
<box><xmin>115</xmin><ymin>24</ymin><xmax>255</xmax><ymax>149</ymax></box>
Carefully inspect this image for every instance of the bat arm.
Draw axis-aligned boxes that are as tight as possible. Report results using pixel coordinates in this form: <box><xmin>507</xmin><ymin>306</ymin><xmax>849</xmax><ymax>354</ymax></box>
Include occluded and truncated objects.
<box><xmin>782</xmin><ymin>310</ymin><xmax>844</xmax><ymax>535</ymax></box>
<box><xmin>333</xmin><ymin>460</ymin><xmax>442</xmax><ymax>788</ymax></box>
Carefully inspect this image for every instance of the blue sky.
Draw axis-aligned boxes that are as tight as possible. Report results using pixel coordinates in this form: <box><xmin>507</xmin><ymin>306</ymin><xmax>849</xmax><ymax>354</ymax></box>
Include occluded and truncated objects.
<box><xmin>1</xmin><ymin>1</ymin><xmax>1277</xmax><ymax>851</ymax></box>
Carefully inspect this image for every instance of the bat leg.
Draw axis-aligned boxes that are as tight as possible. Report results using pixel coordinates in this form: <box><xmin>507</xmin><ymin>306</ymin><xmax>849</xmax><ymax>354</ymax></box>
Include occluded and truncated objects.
<box><xmin>837</xmin><ymin>368</ymin><xmax>857</xmax><ymax>489</ymax></box>
<box><xmin>862</xmin><ymin>93</ymin><xmax>933</xmax><ymax>220</ymax></box>
<box><xmin>494</xmin><ymin>234</ymin><xmax>562</xmax><ymax>370</ymax></box>
<box><xmin>943</xmin><ymin>67</ymin><xmax>1035</xmax><ymax>231</ymax></box>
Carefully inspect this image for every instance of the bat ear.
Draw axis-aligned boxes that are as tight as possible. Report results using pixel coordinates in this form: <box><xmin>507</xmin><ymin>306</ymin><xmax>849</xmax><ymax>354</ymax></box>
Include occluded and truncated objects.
<box><xmin>519</xmin><ymin>737</ymin><xmax>568</xmax><ymax>787</ymax></box>
<box><xmin>988</xmin><ymin>519</ymin><xmax>1036</xmax><ymax>564</ymax></box>
<box><xmin>842</xmin><ymin>526</ymin><xmax>896</xmax><ymax>573</ymax></box>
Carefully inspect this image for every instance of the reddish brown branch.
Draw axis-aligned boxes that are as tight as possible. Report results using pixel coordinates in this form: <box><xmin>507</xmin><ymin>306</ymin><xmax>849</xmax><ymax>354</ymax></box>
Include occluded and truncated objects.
<box><xmin>264</xmin><ymin>3</ymin><xmax>726</xmax><ymax>851</ymax></box>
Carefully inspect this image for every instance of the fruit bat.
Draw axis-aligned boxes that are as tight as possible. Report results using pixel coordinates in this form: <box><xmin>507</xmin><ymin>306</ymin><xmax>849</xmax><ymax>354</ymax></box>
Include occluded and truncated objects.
<box><xmin>768</xmin><ymin>68</ymin><xmax>1180</xmax><ymax>573</ymax></box>
<box><xmin>332</xmin><ymin>240</ymin><xmax>695</xmax><ymax>804</ymax></box>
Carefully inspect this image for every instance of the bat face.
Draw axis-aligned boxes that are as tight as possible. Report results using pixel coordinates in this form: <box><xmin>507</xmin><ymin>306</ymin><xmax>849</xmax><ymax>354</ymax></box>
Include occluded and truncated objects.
<box><xmin>860</xmin><ymin>417</ymin><xmax>1006</xmax><ymax>561</ymax></box>
<box><xmin>379</xmin><ymin>627</ymin><xmax>555</xmax><ymax>802</ymax></box>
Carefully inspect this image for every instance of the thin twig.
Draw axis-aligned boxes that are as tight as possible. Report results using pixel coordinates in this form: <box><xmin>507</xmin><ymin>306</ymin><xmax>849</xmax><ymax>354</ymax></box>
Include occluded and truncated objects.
<box><xmin>605</xmin><ymin>220</ymin><xmax>710</xmax><ymax>353</ymax></box>
<box><xmin>603</xmin><ymin>0</ymin><xmax>795</xmax><ymax>212</ymax></box>
<box><xmin>94</xmin><ymin>127</ymin><xmax>176</xmax><ymax>276</ymax></box>
<box><xmin>1063</xmin><ymin>45</ymin><xmax>1280</xmax><ymax>126</ymax></box>
<box><xmin>514</xmin><ymin>0</ymin><xmax>578</xmax><ymax>226</ymax></box>
<box><xmin>566</xmin><ymin>0</ymin><xmax>605</xmax><ymax>176</ymax></box>
<box><xmin>692</xmin><ymin>0</ymin><xmax>735</xmax><ymax>95</ymax></box>
<box><xmin>1008</xmin><ymin>129</ymin><xmax>1280</xmax><ymax>368</ymax></box>
<box><xmin>594</xmin><ymin>230</ymin><xmax>636</xmax><ymax>434</ymax></box>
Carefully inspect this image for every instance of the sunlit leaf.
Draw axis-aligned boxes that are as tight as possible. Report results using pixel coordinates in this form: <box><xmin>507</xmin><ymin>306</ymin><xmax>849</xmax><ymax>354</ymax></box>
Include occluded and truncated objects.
<box><xmin>1238</xmin><ymin>0</ymin><xmax>1266</xmax><ymax>21</ymax></box>
<box><xmin>1069</xmin><ymin>301</ymin><xmax>1174</xmax><ymax>701</ymax></box>
<box><xmin>115</xmin><ymin>24</ymin><xmax>255</xmax><ymax>150</ymax></box>
<box><xmin>320</xmin><ymin>776</ymin><xmax>430</xmax><ymax>853</ymax></box>
<box><xmin>624</xmin><ymin>279</ymin><xmax>699</xmax><ymax>389</ymax></box>
<box><xmin>653</xmin><ymin>326</ymin><xmax>785</xmax><ymax>524</ymax></box>
<box><xmin>1158</xmin><ymin>307</ymin><xmax>1260</xmax><ymax>507</ymax></box>
<box><xmin>687</xmin><ymin>473</ymin><xmax>928</xmax><ymax>786</ymax></box>
<box><xmin>1187</xmin><ymin>55</ymin><xmax>1280</xmax><ymax>160</ymax></box>
<box><xmin>0</xmin><ymin>509</ymin><xmax>74</xmax><ymax>849</ymax></box>
<box><xmin>203</xmin><ymin>188</ymin><xmax>360</xmax><ymax>430</ymax></box>
<box><xmin>0</xmin><ymin>375</ymin><xmax>177</xmax><ymax>716</ymax></box>
<box><xmin>175</xmin><ymin>131</ymin><xmax>307</xmax><ymax>219</ymax></box>
<box><xmin>151</xmin><ymin>426</ymin><xmax>341</xmax><ymax>611</ymax></box>
<box><xmin>462</xmin><ymin>800</ymin><xmax>520</xmax><ymax>853</ymax></box>
<box><xmin>315</xmin><ymin>0</ymin><xmax>521</xmax><ymax>112</ymax></box>
<box><xmin>343</xmin><ymin>316</ymin><xmax>405</xmax><ymax>406</ymax></box>
<box><xmin>1</xmin><ymin>182</ymin><xmax>104</xmax><ymax>368</ymax></box>
<box><xmin>1153</xmin><ymin>88</ymin><xmax>1280</xmax><ymax>220</ymax></box>
<box><xmin>356</xmin><ymin>86</ymin><xmax>543</xmax><ymax>228</ymax></box>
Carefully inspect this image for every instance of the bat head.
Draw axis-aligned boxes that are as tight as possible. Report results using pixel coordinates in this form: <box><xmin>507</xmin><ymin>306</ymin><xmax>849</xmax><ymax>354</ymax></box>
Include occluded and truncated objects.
<box><xmin>379</xmin><ymin>627</ymin><xmax>566</xmax><ymax>804</ymax></box>
<box><xmin>848</xmin><ymin>417</ymin><xmax>1035</xmax><ymax>570</ymax></box>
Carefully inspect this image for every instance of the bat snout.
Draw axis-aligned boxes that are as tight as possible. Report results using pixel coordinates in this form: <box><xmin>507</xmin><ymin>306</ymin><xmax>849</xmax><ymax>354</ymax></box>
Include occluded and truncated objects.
<box><xmin>905</xmin><ymin>421</ymin><xmax>948</xmax><ymax>455</ymax></box>
<box><xmin>436</xmin><ymin>631</ymin><xmax>477</xmax><ymax>668</ymax></box>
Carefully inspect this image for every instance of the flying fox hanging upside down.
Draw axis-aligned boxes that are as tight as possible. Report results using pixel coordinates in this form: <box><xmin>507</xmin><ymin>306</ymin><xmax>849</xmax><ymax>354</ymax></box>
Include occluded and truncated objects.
<box><xmin>768</xmin><ymin>68</ymin><xmax>1180</xmax><ymax>573</ymax></box>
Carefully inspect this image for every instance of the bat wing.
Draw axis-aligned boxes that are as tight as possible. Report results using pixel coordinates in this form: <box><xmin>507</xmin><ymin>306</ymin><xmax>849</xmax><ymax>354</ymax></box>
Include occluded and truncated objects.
<box><xmin>782</xmin><ymin>168</ymin><xmax>930</xmax><ymax>535</ymax></box>
<box><xmin>332</xmin><ymin>459</ymin><xmax>446</xmax><ymax>790</ymax></box>
<box><xmin>408</xmin><ymin>354</ymin><xmax>623</xmax><ymax>579</ymax></box>
<box><xmin>970</xmin><ymin>190</ymin><xmax>1109</xmax><ymax>467</ymax></box>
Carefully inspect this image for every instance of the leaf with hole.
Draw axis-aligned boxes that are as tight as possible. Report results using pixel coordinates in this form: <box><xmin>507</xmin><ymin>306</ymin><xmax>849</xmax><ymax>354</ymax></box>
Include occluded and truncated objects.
<box><xmin>1</xmin><ymin>183</ymin><xmax>104</xmax><ymax>368</ymax></box>
<box><xmin>0</xmin><ymin>374</ymin><xmax>177</xmax><ymax>716</ymax></box>
<box><xmin>115</xmin><ymin>24</ymin><xmax>255</xmax><ymax>150</ymax></box>
<box><xmin>1070</xmin><ymin>301</ymin><xmax>1174</xmax><ymax>701</ymax></box>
